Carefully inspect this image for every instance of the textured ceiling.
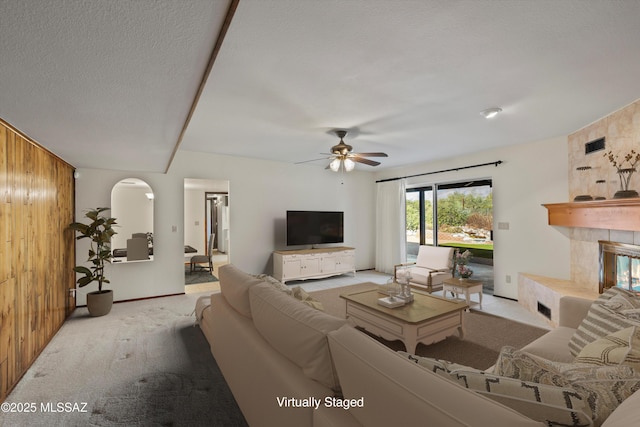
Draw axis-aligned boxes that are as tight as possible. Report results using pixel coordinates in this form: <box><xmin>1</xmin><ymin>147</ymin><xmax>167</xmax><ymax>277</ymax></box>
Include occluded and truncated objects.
<box><xmin>0</xmin><ymin>0</ymin><xmax>230</xmax><ymax>172</ymax></box>
<box><xmin>2</xmin><ymin>1</ymin><xmax>640</xmax><ymax>173</ymax></box>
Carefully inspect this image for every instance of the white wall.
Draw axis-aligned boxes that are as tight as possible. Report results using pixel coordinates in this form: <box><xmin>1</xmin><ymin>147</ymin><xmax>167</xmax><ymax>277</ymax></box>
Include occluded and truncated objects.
<box><xmin>184</xmin><ymin>188</ymin><xmax>205</xmax><ymax>253</ymax></box>
<box><xmin>75</xmin><ymin>135</ymin><xmax>570</xmax><ymax>303</ymax></box>
<box><xmin>374</xmin><ymin>136</ymin><xmax>571</xmax><ymax>299</ymax></box>
<box><xmin>74</xmin><ymin>150</ymin><xmax>377</xmax><ymax>305</ymax></box>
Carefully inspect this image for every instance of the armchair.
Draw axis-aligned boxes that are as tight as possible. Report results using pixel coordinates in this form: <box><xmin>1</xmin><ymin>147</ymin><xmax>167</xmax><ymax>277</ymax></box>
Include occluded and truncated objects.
<box><xmin>394</xmin><ymin>245</ymin><xmax>454</xmax><ymax>293</ymax></box>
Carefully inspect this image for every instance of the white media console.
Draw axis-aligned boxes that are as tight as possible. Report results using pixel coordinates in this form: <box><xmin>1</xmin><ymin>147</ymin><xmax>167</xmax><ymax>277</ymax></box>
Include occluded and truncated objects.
<box><xmin>273</xmin><ymin>246</ymin><xmax>356</xmax><ymax>284</ymax></box>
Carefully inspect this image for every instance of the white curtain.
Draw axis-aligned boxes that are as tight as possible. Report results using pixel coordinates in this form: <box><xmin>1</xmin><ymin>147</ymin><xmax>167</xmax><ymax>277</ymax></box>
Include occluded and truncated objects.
<box><xmin>375</xmin><ymin>179</ymin><xmax>406</xmax><ymax>274</ymax></box>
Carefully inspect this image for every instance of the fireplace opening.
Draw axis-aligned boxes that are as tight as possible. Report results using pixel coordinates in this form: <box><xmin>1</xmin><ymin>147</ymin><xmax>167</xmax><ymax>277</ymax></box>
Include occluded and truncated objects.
<box><xmin>599</xmin><ymin>241</ymin><xmax>640</xmax><ymax>293</ymax></box>
<box><xmin>537</xmin><ymin>302</ymin><xmax>551</xmax><ymax>320</ymax></box>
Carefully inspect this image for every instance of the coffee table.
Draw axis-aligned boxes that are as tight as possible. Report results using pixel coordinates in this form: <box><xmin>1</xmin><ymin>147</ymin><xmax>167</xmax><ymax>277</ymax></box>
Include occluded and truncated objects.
<box><xmin>340</xmin><ymin>284</ymin><xmax>468</xmax><ymax>353</ymax></box>
<box><xmin>442</xmin><ymin>277</ymin><xmax>483</xmax><ymax>310</ymax></box>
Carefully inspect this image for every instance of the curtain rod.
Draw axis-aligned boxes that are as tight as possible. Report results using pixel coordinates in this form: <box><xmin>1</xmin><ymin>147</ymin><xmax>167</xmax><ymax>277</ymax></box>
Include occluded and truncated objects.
<box><xmin>376</xmin><ymin>160</ymin><xmax>503</xmax><ymax>183</ymax></box>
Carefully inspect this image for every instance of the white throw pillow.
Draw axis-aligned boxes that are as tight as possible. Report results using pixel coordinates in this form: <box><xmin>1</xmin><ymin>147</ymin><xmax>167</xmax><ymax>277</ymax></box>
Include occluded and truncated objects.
<box><xmin>574</xmin><ymin>326</ymin><xmax>640</xmax><ymax>368</ymax></box>
<box><xmin>449</xmin><ymin>369</ymin><xmax>591</xmax><ymax>426</ymax></box>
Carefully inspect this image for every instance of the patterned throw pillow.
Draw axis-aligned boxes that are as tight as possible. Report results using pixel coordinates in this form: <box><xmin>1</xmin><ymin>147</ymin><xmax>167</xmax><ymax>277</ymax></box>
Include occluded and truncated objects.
<box><xmin>449</xmin><ymin>369</ymin><xmax>591</xmax><ymax>426</ymax></box>
<box><xmin>396</xmin><ymin>351</ymin><xmax>475</xmax><ymax>379</ymax></box>
<box><xmin>574</xmin><ymin>326</ymin><xmax>640</xmax><ymax>368</ymax></box>
<box><xmin>559</xmin><ymin>365</ymin><xmax>640</xmax><ymax>427</ymax></box>
<box><xmin>494</xmin><ymin>346</ymin><xmax>571</xmax><ymax>387</ymax></box>
<box><xmin>568</xmin><ymin>288</ymin><xmax>640</xmax><ymax>356</ymax></box>
<box><xmin>603</xmin><ymin>294</ymin><xmax>640</xmax><ymax>311</ymax></box>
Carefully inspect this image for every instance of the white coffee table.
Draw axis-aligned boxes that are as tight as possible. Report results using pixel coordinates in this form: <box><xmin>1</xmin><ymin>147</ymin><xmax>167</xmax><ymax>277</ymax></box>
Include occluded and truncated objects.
<box><xmin>442</xmin><ymin>277</ymin><xmax>483</xmax><ymax>309</ymax></box>
<box><xmin>340</xmin><ymin>285</ymin><xmax>468</xmax><ymax>353</ymax></box>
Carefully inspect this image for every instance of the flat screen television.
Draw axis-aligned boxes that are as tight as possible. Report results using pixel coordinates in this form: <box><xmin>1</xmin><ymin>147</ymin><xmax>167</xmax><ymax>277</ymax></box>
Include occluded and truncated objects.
<box><xmin>286</xmin><ymin>210</ymin><xmax>344</xmax><ymax>246</ymax></box>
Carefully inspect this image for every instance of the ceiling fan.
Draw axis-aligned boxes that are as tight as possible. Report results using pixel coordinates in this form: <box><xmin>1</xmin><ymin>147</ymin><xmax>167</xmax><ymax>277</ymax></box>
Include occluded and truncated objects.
<box><xmin>322</xmin><ymin>130</ymin><xmax>388</xmax><ymax>172</ymax></box>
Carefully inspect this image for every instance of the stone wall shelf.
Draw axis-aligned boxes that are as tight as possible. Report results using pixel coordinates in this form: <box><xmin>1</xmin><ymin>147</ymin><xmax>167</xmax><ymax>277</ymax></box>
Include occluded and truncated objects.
<box><xmin>542</xmin><ymin>198</ymin><xmax>640</xmax><ymax>231</ymax></box>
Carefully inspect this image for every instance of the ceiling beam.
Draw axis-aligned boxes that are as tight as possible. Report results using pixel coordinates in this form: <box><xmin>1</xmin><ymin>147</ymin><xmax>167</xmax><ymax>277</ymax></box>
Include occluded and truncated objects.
<box><xmin>164</xmin><ymin>0</ymin><xmax>240</xmax><ymax>173</ymax></box>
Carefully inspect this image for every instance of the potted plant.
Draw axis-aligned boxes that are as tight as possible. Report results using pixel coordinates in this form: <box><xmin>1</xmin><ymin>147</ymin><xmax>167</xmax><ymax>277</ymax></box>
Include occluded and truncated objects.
<box><xmin>70</xmin><ymin>207</ymin><xmax>118</xmax><ymax>316</ymax></box>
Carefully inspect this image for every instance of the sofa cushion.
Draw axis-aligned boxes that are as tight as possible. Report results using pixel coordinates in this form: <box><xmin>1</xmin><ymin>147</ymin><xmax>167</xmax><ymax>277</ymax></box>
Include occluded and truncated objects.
<box><xmin>574</xmin><ymin>326</ymin><xmax>640</xmax><ymax>368</ymax></box>
<box><xmin>218</xmin><ymin>264</ymin><xmax>264</xmax><ymax>318</ymax></box>
<box><xmin>520</xmin><ymin>326</ymin><xmax>576</xmax><ymax>363</ymax></box>
<box><xmin>568</xmin><ymin>287</ymin><xmax>640</xmax><ymax>356</ymax></box>
<box><xmin>449</xmin><ymin>369</ymin><xmax>592</xmax><ymax>426</ymax></box>
<box><xmin>327</xmin><ymin>325</ymin><xmax>542</xmax><ymax>427</ymax></box>
<box><xmin>249</xmin><ymin>282</ymin><xmax>346</xmax><ymax>391</ymax></box>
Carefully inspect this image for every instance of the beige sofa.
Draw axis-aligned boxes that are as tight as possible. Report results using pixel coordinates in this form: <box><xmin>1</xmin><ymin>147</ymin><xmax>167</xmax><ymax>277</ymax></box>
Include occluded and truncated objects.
<box><xmin>197</xmin><ymin>264</ymin><xmax>640</xmax><ymax>427</ymax></box>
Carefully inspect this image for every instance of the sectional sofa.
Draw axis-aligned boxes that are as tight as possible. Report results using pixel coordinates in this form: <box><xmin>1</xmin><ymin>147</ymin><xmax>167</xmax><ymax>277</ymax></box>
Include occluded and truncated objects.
<box><xmin>195</xmin><ymin>264</ymin><xmax>640</xmax><ymax>427</ymax></box>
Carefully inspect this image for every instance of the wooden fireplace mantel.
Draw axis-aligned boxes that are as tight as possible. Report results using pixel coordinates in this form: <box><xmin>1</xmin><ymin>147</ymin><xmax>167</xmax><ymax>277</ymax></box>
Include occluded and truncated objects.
<box><xmin>542</xmin><ymin>198</ymin><xmax>640</xmax><ymax>231</ymax></box>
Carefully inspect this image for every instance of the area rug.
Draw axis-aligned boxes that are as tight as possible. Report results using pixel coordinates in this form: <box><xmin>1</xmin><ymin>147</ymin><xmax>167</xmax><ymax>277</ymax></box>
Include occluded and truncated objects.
<box><xmin>185</xmin><ymin>265</ymin><xmax>218</xmax><ymax>285</ymax></box>
<box><xmin>3</xmin><ymin>295</ymin><xmax>247</xmax><ymax>426</ymax></box>
<box><xmin>309</xmin><ymin>283</ymin><xmax>547</xmax><ymax>370</ymax></box>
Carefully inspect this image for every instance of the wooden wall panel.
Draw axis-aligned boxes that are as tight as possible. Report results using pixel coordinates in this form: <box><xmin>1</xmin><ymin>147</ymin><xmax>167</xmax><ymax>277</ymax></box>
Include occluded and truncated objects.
<box><xmin>0</xmin><ymin>119</ymin><xmax>75</xmax><ymax>402</ymax></box>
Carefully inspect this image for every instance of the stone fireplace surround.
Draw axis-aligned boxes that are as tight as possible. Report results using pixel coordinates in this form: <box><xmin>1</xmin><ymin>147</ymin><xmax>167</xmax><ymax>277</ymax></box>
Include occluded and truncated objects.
<box><xmin>519</xmin><ymin>239</ymin><xmax>640</xmax><ymax>327</ymax></box>
<box><xmin>518</xmin><ymin>98</ymin><xmax>640</xmax><ymax>325</ymax></box>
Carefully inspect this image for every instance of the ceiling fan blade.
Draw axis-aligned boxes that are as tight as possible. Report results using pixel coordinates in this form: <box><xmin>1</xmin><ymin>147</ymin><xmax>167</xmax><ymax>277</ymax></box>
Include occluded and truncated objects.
<box><xmin>352</xmin><ymin>152</ymin><xmax>388</xmax><ymax>158</ymax></box>
<box><xmin>295</xmin><ymin>157</ymin><xmax>331</xmax><ymax>164</ymax></box>
<box><xmin>351</xmin><ymin>157</ymin><xmax>380</xmax><ymax>166</ymax></box>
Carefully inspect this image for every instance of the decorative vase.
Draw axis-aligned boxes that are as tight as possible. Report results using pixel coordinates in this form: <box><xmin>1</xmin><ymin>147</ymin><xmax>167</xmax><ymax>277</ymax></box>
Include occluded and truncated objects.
<box><xmin>86</xmin><ymin>290</ymin><xmax>113</xmax><ymax>317</ymax></box>
<box><xmin>605</xmin><ymin>150</ymin><xmax>640</xmax><ymax>199</ymax></box>
<box><xmin>614</xmin><ymin>167</ymin><xmax>639</xmax><ymax>198</ymax></box>
<box><xmin>460</xmin><ymin>269</ymin><xmax>473</xmax><ymax>280</ymax></box>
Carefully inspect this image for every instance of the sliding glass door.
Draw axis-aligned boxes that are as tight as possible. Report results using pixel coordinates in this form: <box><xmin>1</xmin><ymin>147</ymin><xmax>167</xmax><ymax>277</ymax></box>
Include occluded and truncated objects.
<box><xmin>406</xmin><ymin>187</ymin><xmax>433</xmax><ymax>262</ymax></box>
<box><xmin>406</xmin><ymin>180</ymin><xmax>493</xmax><ymax>260</ymax></box>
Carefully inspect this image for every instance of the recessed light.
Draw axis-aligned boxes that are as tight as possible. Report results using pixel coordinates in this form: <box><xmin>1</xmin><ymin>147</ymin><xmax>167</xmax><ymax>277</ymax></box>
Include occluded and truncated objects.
<box><xmin>480</xmin><ymin>107</ymin><xmax>502</xmax><ymax>119</ymax></box>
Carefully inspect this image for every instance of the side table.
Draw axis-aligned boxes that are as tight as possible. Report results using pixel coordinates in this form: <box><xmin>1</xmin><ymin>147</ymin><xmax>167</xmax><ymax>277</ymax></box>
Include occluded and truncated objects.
<box><xmin>442</xmin><ymin>277</ymin><xmax>483</xmax><ymax>310</ymax></box>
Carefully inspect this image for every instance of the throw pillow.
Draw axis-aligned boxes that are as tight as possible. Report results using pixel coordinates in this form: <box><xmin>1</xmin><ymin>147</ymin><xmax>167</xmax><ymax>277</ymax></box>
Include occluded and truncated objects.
<box><xmin>449</xmin><ymin>369</ymin><xmax>591</xmax><ymax>426</ymax></box>
<box><xmin>574</xmin><ymin>326</ymin><xmax>640</xmax><ymax>368</ymax></box>
<box><xmin>396</xmin><ymin>351</ymin><xmax>475</xmax><ymax>379</ymax></box>
<box><xmin>253</xmin><ymin>273</ymin><xmax>292</xmax><ymax>295</ymax></box>
<box><xmin>559</xmin><ymin>365</ymin><xmax>640</xmax><ymax>427</ymax></box>
<box><xmin>494</xmin><ymin>346</ymin><xmax>571</xmax><ymax>387</ymax></box>
<box><xmin>568</xmin><ymin>288</ymin><xmax>640</xmax><ymax>356</ymax></box>
<box><xmin>621</xmin><ymin>308</ymin><xmax>640</xmax><ymax>321</ymax></box>
<box><xmin>291</xmin><ymin>286</ymin><xmax>325</xmax><ymax>311</ymax></box>
<box><xmin>603</xmin><ymin>294</ymin><xmax>640</xmax><ymax>311</ymax></box>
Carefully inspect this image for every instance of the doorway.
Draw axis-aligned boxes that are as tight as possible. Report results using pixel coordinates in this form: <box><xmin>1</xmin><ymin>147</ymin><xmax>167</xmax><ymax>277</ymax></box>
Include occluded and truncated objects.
<box><xmin>184</xmin><ymin>179</ymin><xmax>230</xmax><ymax>293</ymax></box>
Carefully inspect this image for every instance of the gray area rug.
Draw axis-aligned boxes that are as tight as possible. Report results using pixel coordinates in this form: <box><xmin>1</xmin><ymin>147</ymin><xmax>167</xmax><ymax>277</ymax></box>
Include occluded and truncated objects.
<box><xmin>2</xmin><ymin>295</ymin><xmax>246</xmax><ymax>427</ymax></box>
<box><xmin>310</xmin><ymin>283</ymin><xmax>547</xmax><ymax>370</ymax></box>
<box><xmin>185</xmin><ymin>266</ymin><xmax>218</xmax><ymax>285</ymax></box>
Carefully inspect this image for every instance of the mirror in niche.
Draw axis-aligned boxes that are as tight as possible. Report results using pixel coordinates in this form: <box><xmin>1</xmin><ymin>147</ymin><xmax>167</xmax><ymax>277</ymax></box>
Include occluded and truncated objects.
<box><xmin>111</xmin><ymin>178</ymin><xmax>154</xmax><ymax>262</ymax></box>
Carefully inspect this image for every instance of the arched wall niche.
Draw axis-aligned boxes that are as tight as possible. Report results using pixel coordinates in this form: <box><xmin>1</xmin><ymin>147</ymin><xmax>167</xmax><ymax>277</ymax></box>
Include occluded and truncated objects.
<box><xmin>111</xmin><ymin>178</ymin><xmax>154</xmax><ymax>262</ymax></box>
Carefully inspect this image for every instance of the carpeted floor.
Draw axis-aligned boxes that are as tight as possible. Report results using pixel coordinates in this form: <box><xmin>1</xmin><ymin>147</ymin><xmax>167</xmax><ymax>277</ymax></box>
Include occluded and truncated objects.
<box><xmin>2</xmin><ymin>294</ymin><xmax>247</xmax><ymax>427</ymax></box>
<box><xmin>309</xmin><ymin>283</ymin><xmax>547</xmax><ymax>370</ymax></box>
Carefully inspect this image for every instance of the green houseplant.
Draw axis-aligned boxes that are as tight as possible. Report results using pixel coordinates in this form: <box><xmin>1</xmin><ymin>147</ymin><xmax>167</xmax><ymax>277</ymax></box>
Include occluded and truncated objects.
<box><xmin>70</xmin><ymin>207</ymin><xmax>118</xmax><ymax>316</ymax></box>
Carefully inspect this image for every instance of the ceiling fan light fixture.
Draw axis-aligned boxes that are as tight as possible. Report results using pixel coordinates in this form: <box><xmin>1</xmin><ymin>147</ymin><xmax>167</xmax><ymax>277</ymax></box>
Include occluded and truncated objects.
<box><xmin>480</xmin><ymin>107</ymin><xmax>502</xmax><ymax>119</ymax></box>
<box><xmin>329</xmin><ymin>158</ymin><xmax>341</xmax><ymax>171</ymax></box>
<box><xmin>344</xmin><ymin>158</ymin><xmax>355</xmax><ymax>172</ymax></box>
